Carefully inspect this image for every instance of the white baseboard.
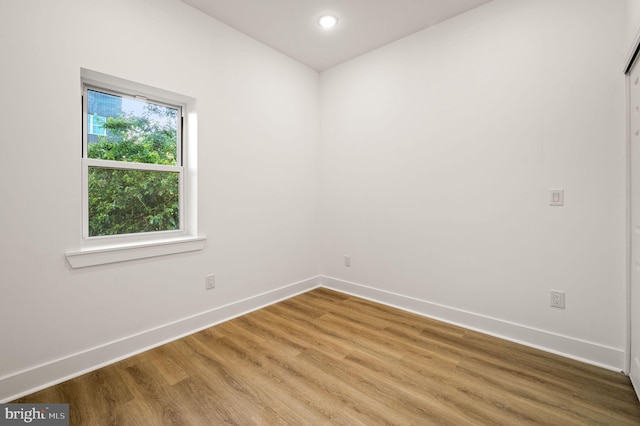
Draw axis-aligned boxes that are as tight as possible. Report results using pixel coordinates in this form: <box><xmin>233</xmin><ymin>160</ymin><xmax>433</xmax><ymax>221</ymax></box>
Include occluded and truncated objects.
<box><xmin>2</xmin><ymin>274</ymin><xmax>626</xmax><ymax>402</ymax></box>
<box><xmin>632</xmin><ymin>373</ymin><xmax>640</xmax><ymax>403</ymax></box>
<box><xmin>0</xmin><ymin>276</ymin><xmax>321</xmax><ymax>403</ymax></box>
<box><xmin>320</xmin><ymin>276</ymin><xmax>626</xmax><ymax>372</ymax></box>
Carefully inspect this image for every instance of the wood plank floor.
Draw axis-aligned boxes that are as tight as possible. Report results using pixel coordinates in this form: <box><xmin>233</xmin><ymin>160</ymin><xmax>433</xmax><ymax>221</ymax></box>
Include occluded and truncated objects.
<box><xmin>14</xmin><ymin>288</ymin><xmax>640</xmax><ymax>425</ymax></box>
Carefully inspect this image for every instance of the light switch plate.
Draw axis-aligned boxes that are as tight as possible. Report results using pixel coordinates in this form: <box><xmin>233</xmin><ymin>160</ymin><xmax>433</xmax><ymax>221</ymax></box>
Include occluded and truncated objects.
<box><xmin>549</xmin><ymin>189</ymin><xmax>564</xmax><ymax>206</ymax></box>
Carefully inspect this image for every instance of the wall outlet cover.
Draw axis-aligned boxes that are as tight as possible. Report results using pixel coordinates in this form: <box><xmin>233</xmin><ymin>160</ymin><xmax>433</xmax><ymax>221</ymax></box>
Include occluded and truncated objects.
<box><xmin>550</xmin><ymin>290</ymin><xmax>565</xmax><ymax>309</ymax></box>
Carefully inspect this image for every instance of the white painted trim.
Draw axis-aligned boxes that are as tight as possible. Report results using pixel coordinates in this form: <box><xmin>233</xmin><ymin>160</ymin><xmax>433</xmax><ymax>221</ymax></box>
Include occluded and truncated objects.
<box><xmin>1</xmin><ymin>274</ymin><xmax>627</xmax><ymax>402</ymax></box>
<box><xmin>79</xmin><ymin>68</ymin><xmax>198</xmax><ymax>250</ymax></box>
<box><xmin>65</xmin><ymin>236</ymin><xmax>207</xmax><ymax>268</ymax></box>
<box><xmin>320</xmin><ymin>276</ymin><xmax>626</xmax><ymax>372</ymax></box>
<box><xmin>83</xmin><ymin>158</ymin><xmax>182</xmax><ymax>173</ymax></box>
<box><xmin>631</xmin><ymin>374</ymin><xmax>640</xmax><ymax>406</ymax></box>
<box><xmin>0</xmin><ymin>276</ymin><xmax>321</xmax><ymax>402</ymax></box>
<box><xmin>625</xmin><ymin>23</ymin><xmax>640</xmax><ymax>74</ymax></box>
<box><xmin>626</xmin><ymin>58</ymin><xmax>640</xmax><ymax>402</ymax></box>
<box><xmin>626</xmin><ymin>69</ymin><xmax>633</xmax><ymax>377</ymax></box>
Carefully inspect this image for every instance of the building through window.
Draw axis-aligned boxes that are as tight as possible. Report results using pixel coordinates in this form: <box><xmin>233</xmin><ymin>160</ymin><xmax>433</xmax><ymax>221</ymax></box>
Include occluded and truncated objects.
<box><xmin>87</xmin><ymin>90</ymin><xmax>122</xmax><ymax>142</ymax></box>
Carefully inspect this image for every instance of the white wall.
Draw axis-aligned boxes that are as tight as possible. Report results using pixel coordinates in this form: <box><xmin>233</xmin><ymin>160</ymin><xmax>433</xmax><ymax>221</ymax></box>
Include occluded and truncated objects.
<box><xmin>0</xmin><ymin>0</ymin><xmax>634</xmax><ymax>402</ymax></box>
<box><xmin>320</xmin><ymin>0</ymin><xmax>628</xmax><ymax>368</ymax></box>
<box><xmin>629</xmin><ymin>0</ymin><xmax>640</xmax><ymax>58</ymax></box>
<box><xmin>0</xmin><ymin>0</ymin><xmax>319</xmax><ymax>400</ymax></box>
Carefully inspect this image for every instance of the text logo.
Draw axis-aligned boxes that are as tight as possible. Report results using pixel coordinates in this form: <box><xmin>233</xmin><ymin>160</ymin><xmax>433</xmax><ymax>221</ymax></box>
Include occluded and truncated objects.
<box><xmin>0</xmin><ymin>404</ymin><xmax>68</xmax><ymax>425</ymax></box>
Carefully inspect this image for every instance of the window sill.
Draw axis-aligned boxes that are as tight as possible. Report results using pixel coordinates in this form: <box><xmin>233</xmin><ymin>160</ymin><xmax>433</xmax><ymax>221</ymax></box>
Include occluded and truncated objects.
<box><xmin>66</xmin><ymin>236</ymin><xmax>206</xmax><ymax>269</ymax></box>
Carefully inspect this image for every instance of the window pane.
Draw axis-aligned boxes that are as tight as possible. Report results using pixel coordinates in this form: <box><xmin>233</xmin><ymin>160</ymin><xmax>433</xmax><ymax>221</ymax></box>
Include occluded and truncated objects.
<box><xmin>86</xmin><ymin>90</ymin><xmax>179</xmax><ymax>166</ymax></box>
<box><xmin>88</xmin><ymin>167</ymin><xmax>179</xmax><ymax>237</ymax></box>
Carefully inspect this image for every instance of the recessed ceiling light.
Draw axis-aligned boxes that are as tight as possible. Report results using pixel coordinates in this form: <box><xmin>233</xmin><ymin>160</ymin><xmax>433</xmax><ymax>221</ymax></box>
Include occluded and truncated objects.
<box><xmin>318</xmin><ymin>15</ymin><xmax>338</xmax><ymax>30</ymax></box>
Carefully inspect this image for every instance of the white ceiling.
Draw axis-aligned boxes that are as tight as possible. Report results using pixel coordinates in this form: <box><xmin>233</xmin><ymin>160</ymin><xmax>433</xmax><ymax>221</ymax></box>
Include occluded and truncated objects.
<box><xmin>179</xmin><ymin>0</ymin><xmax>494</xmax><ymax>71</ymax></box>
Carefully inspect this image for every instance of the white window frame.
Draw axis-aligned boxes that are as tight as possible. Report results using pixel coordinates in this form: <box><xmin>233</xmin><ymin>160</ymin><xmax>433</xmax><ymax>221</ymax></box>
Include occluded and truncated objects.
<box><xmin>66</xmin><ymin>69</ymin><xmax>204</xmax><ymax>268</ymax></box>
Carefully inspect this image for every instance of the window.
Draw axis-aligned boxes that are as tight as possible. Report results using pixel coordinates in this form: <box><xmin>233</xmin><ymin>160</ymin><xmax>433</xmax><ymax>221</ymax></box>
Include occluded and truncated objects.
<box><xmin>83</xmin><ymin>85</ymin><xmax>183</xmax><ymax>238</ymax></box>
<box><xmin>66</xmin><ymin>69</ymin><xmax>203</xmax><ymax>268</ymax></box>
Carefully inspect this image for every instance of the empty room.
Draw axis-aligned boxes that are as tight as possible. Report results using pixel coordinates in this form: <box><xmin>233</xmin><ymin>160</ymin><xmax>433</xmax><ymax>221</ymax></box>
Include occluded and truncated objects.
<box><xmin>3</xmin><ymin>0</ymin><xmax>640</xmax><ymax>424</ymax></box>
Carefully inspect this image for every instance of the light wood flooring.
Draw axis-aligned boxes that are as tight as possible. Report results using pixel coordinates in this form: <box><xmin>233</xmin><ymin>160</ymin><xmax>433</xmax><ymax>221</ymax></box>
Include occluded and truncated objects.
<box><xmin>14</xmin><ymin>288</ymin><xmax>640</xmax><ymax>425</ymax></box>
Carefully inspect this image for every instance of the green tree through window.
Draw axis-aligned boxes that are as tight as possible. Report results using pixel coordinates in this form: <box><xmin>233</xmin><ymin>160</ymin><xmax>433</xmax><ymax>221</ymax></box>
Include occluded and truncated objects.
<box><xmin>85</xmin><ymin>89</ymin><xmax>182</xmax><ymax>237</ymax></box>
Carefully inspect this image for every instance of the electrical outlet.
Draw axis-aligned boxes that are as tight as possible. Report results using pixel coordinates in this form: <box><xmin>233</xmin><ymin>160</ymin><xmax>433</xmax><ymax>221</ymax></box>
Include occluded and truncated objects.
<box><xmin>205</xmin><ymin>274</ymin><xmax>215</xmax><ymax>290</ymax></box>
<box><xmin>550</xmin><ymin>290</ymin><xmax>565</xmax><ymax>309</ymax></box>
<box><xmin>344</xmin><ymin>255</ymin><xmax>351</xmax><ymax>267</ymax></box>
